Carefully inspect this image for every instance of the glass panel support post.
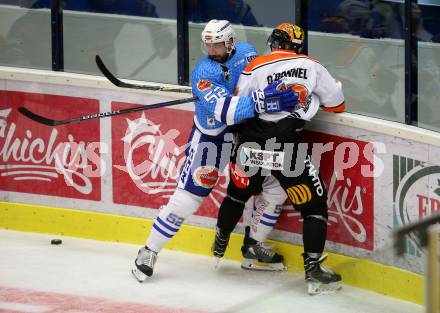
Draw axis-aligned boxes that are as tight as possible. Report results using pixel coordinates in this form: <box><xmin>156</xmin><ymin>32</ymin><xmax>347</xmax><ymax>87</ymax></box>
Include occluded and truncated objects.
<box><xmin>177</xmin><ymin>0</ymin><xmax>189</xmax><ymax>85</ymax></box>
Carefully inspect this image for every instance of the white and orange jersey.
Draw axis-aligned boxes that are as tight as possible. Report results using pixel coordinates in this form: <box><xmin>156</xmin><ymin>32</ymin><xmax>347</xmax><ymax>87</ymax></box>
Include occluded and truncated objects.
<box><xmin>235</xmin><ymin>49</ymin><xmax>345</xmax><ymax>122</ymax></box>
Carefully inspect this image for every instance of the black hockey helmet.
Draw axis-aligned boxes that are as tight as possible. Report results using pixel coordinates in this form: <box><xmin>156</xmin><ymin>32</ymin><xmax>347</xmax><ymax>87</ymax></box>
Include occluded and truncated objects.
<box><xmin>267</xmin><ymin>23</ymin><xmax>305</xmax><ymax>53</ymax></box>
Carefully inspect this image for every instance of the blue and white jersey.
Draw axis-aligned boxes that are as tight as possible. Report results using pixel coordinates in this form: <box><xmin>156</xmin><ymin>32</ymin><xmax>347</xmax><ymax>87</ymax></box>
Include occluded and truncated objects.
<box><xmin>191</xmin><ymin>42</ymin><xmax>258</xmax><ymax>136</ymax></box>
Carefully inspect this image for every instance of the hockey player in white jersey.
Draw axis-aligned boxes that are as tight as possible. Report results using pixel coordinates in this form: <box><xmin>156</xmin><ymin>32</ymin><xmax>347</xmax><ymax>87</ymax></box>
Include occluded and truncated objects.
<box><xmin>131</xmin><ymin>19</ymin><xmax>299</xmax><ymax>282</ymax></box>
<box><xmin>212</xmin><ymin>23</ymin><xmax>345</xmax><ymax>294</ymax></box>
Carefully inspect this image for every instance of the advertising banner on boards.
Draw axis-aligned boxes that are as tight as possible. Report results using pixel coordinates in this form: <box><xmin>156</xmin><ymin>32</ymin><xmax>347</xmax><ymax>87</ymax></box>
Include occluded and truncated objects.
<box><xmin>0</xmin><ymin>91</ymin><xmax>101</xmax><ymax>200</ymax></box>
<box><xmin>110</xmin><ymin>101</ymin><xmax>375</xmax><ymax>250</ymax></box>
<box><xmin>393</xmin><ymin>155</ymin><xmax>440</xmax><ymax>257</ymax></box>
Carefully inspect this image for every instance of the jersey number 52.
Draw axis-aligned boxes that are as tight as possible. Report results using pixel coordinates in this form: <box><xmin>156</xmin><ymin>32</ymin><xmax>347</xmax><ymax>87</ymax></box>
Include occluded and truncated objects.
<box><xmin>204</xmin><ymin>86</ymin><xmax>228</xmax><ymax>103</ymax></box>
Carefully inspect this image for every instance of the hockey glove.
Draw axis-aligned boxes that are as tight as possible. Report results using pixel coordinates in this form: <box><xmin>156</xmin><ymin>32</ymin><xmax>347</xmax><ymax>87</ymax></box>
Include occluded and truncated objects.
<box><xmin>252</xmin><ymin>80</ymin><xmax>298</xmax><ymax>114</ymax></box>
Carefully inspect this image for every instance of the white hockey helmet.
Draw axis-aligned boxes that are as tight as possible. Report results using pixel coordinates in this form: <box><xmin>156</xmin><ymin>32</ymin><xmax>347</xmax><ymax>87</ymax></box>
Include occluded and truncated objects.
<box><xmin>201</xmin><ymin>19</ymin><xmax>236</xmax><ymax>53</ymax></box>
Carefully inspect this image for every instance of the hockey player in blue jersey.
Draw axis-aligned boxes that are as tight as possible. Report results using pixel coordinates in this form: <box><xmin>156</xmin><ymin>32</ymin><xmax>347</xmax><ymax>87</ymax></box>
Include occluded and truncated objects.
<box><xmin>132</xmin><ymin>19</ymin><xmax>299</xmax><ymax>282</ymax></box>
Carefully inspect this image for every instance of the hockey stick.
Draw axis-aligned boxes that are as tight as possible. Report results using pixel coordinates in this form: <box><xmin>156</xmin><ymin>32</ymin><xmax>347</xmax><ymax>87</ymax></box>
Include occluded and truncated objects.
<box><xmin>95</xmin><ymin>55</ymin><xmax>192</xmax><ymax>94</ymax></box>
<box><xmin>18</xmin><ymin>96</ymin><xmax>198</xmax><ymax>126</ymax></box>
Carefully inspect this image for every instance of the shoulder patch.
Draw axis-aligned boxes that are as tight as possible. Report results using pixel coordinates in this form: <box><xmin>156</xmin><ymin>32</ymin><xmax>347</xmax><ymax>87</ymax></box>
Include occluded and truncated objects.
<box><xmin>197</xmin><ymin>79</ymin><xmax>213</xmax><ymax>91</ymax></box>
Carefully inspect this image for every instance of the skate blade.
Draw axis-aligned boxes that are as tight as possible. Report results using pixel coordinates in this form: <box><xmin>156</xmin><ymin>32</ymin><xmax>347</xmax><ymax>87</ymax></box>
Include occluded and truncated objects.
<box><xmin>307</xmin><ymin>281</ymin><xmax>341</xmax><ymax>295</ymax></box>
<box><xmin>241</xmin><ymin>258</ymin><xmax>286</xmax><ymax>272</ymax></box>
<box><xmin>214</xmin><ymin>257</ymin><xmax>221</xmax><ymax>269</ymax></box>
<box><xmin>131</xmin><ymin>267</ymin><xmax>148</xmax><ymax>283</ymax></box>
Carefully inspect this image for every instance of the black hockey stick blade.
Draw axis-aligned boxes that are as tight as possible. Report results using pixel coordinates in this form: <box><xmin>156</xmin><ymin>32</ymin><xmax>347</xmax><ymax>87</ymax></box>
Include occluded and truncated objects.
<box><xmin>95</xmin><ymin>55</ymin><xmax>192</xmax><ymax>94</ymax></box>
<box><xmin>18</xmin><ymin>96</ymin><xmax>198</xmax><ymax>126</ymax></box>
<box><xmin>18</xmin><ymin>107</ymin><xmax>63</xmax><ymax>126</ymax></box>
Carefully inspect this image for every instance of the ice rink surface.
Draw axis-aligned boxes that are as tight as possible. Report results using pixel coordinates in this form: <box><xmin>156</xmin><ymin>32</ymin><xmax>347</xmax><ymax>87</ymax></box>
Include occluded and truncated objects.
<box><xmin>0</xmin><ymin>230</ymin><xmax>423</xmax><ymax>313</ymax></box>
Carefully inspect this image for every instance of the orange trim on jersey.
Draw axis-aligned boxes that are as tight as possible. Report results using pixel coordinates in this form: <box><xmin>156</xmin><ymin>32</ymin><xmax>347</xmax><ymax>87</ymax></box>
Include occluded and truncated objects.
<box><xmin>321</xmin><ymin>102</ymin><xmax>345</xmax><ymax>113</ymax></box>
<box><xmin>243</xmin><ymin>50</ymin><xmax>320</xmax><ymax>74</ymax></box>
<box><xmin>271</xmin><ymin>49</ymin><xmax>320</xmax><ymax>63</ymax></box>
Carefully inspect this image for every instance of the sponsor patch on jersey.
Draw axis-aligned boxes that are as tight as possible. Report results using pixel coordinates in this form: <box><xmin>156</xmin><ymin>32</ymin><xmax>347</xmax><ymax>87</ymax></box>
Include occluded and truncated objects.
<box><xmin>197</xmin><ymin>79</ymin><xmax>213</xmax><ymax>91</ymax></box>
<box><xmin>246</xmin><ymin>55</ymin><xmax>256</xmax><ymax>62</ymax></box>
<box><xmin>230</xmin><ymin>163</ymin><xmax>249</xmax><ymax>189</ymax></box>
<box><xmin>286</xmin><ymin>184</ymin><xmax>312</xmax><ymax>205</ymax></box>
<box><xmin>193</xmin><ymin>166</ymin><xmax>219</xmax><ymax>188</ymax></box>
<box><xmin>240</xmin><ymin>147</ymin><xmax>284</xmax><ymax>170</ymax></box>
<box><xmin>178</xmin><ymin>147</ymin><xmax>196</xmax><ymax>187</ymax></box>
<box><xmin>304</xmin><ymin>155</ymin><xmax>324</xmax><ymax>196</ymax></box>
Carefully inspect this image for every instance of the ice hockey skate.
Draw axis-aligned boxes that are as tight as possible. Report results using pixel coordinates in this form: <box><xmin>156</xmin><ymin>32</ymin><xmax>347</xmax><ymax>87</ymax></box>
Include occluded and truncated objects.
<box><xmin>303</xmin><ymin>253</ymin><xmax>342</xmax><ymax>295</ymax></box>
<box><xmin>212</xmin><ymin>227</ymin><xmax>230</xmax><ymax>267</ymax></box>
<box><xmin>131</xmin><ymin>246</ymin><xmax>157</xmax><ymax>282</ymax></box>
<box><xmin>240</xmin><ymin>229</ymin><xmax>285</xmax><ymax>271</ymax></box>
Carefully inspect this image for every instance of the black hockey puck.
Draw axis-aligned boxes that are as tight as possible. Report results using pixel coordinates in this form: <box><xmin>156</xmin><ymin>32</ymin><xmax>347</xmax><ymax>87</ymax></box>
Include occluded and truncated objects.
<box><xmin>51</xmin><ymin>239</ymin><xmax>62</xmax><ymax>245</ymax></box>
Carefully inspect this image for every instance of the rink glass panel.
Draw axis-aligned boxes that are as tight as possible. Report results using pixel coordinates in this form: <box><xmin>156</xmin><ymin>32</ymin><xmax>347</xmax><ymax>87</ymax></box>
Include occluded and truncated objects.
<box><xmin>62</xmin><ymin>0</ymin><xmax>177</xmax><ymax>84</ymax></box>
<box><xmin>417</xmin><ymin>1</ymin><xmax>440</xmax><ymax>133</ymax></box>
<box><xmin>0</xmin><ymin>2</ymin><xmax>51</xmax><ymax>70</ymax></box>
<box><xmin>187</xmin><ymin>0</ymin><xmax>296</xmax><ymax>77</ymax></box>
<box><xmin>0</xmin><ymin>0</ymin><xmax>439</xmax><ymax>131</ymax></box>
<box><xmin>308</xmin><ymin>0</ymin><xmax>440</xmax><ymax>131</ymax></box>
<box><xmin>308</xmin><ymin>0</ymin><xmax>406</xmax><ymax>124</ymax></box>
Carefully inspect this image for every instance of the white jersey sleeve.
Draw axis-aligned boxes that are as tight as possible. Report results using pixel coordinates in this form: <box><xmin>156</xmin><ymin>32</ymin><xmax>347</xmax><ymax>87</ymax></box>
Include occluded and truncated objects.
<box><xmin>235</xmin><ymin>72</ymin><xmax>254</xmax><ymax>97</ymax></box>
<box><xmin>314</xmin><ymin>64</ymin><xmax>345</xmax><ymax>109</ymax></box>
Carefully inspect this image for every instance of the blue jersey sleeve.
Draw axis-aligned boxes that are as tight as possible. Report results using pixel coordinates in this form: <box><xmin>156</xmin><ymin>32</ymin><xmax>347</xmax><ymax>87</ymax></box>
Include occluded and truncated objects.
<box><xmin>191</xmin><ymin>62</ymin><xmax>255</xmax><ymax>127</ymax></box>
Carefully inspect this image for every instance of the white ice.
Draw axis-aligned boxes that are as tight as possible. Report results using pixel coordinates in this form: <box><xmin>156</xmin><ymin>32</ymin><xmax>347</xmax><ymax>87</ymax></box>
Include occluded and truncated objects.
<box><xmin>0</xmin><ymin>229</ymin><xmax>423</xmax><ymax>313</ymax></box>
